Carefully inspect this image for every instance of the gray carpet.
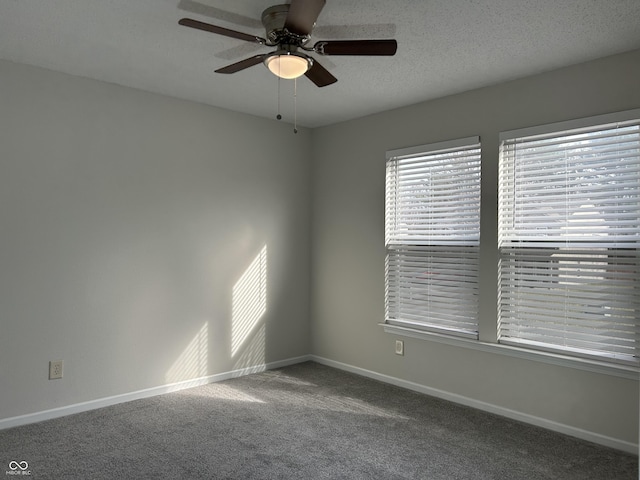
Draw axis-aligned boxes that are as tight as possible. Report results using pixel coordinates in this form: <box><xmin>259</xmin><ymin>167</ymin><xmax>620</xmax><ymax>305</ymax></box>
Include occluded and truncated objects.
<box><xmin>0</xmin><ymin>361</ymin><xmax>637</xmax><ymax>479</ymax></box>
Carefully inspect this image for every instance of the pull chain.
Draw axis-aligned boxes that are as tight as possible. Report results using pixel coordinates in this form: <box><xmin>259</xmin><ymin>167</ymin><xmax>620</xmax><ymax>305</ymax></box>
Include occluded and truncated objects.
<box><xmin>276</xmin><ymin>64</ymin><xmax>282</xmax><ymax>120</ymax></box>
<box><xmin>293</xmin><ymin>77</ymin><xmax>298</xmax><ymax>134</ymax></box>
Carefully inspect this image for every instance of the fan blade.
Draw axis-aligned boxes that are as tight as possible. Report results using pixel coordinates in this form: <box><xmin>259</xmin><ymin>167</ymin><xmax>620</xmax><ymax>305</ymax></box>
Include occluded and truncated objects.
<box><xmin>215</xmin><ymin>55</ymin><xmax>265</xmax><ymax>74</ymax></box>
<box><xmin>305</xmin><ymin>60</ymin><xmax>337</xmax><ymax>87</ymax></box>
<box><xmin>179</xmin><ymin>18</ymin><xmax>266</xmax><ymax>44</ymax></box>
<box><xmin>315</xmin><ymin>39</ymin><xmax>397</xmax><ymax>56</ymax></box>
<box><xmin>284</xmin><ymin>0</ymin><xmax>326</xmax><ymax>36</ymax></box>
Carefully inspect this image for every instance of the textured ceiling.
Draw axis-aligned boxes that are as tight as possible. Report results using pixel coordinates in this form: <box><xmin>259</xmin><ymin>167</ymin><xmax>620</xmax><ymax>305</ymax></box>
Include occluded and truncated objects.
<box><xmin>1</xmin><ymin>0</ymin><xmax>640</xmax><ymax>128</ymax></box>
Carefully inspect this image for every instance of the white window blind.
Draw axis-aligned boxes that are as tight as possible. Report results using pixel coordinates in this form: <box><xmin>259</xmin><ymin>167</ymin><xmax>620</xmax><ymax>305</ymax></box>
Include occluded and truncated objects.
<box><xmin>498</xmin><ymin>115</ymin><xmax>640</xmax><ymax>366</ymax></box>
<box><xmin>385</xmin><ymin>137</ymin><xmax>481</xmax><ymax>338</ymax></box>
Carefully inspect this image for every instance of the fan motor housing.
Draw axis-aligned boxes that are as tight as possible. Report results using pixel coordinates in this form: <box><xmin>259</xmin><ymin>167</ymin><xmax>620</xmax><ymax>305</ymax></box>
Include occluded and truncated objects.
<box><xmin>262</xmin><ymin>4</ymin><xmax>310</xmax><ymax>46</ymax></box>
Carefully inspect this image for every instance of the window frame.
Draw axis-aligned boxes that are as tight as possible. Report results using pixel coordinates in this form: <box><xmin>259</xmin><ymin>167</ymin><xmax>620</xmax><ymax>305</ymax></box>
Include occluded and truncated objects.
<box><xmin>498</xmin><ymin>110</ymin><xmax>640</xmax><ymax>367</ymax></box>
<box><xmin>384</xmin><ymin>136</ymin><xmax>482</xmax><ymax>339</ymax></box>
<box><xmin>381</xmin><ymin>109</ymin><xmax>640</xmax><ymax>378</ymax></box>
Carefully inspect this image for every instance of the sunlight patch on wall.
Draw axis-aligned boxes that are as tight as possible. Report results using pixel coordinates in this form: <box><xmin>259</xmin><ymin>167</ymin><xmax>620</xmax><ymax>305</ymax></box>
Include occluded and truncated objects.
<box><xmin>166</xmin><ymin>322</ymin><xmax>208</xmax><ymax>383</ymax></box>
<box><xmin>233</xmin><ymin>323</ymin><xmax>266</xmax><ymax>371</ymax></box>
<box><xmin>231</xmin><ymin>245</ymin><xmax>267</xmax><ymax>356</ymax></box>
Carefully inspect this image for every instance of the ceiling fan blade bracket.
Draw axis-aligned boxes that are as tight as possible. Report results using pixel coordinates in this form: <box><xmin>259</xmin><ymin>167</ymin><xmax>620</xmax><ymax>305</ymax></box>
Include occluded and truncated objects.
<box><xmin>312</xmin><ymin>41</ymin><xmax>328</xmax><ymax>55</ymax></box>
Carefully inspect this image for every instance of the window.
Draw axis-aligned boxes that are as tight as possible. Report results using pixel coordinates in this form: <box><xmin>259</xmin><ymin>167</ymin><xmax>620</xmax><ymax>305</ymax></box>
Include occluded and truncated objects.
<box><xmin>385</xmin><ymin>137</ymin><xmax>481</xmax><ymax>339</ymax></box>
<box><xmin>498</xmin><ymin>113</ymin><xmax>640</xmax><ymax>366</ymax></box>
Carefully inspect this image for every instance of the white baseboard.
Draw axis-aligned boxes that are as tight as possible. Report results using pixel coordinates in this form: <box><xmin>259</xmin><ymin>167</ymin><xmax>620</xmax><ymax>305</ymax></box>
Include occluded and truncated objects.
<box><xmin>3</xmin><ymin>353</ymin><xmax>636</xmax><ymax>455</ymax></box>
<box><xmin>310</xmin><ymin>355</ymin><xmax>639</xmax><ymax>455</ymax></box>
<box><xmin>0</xmin><ymin>354</ymin><xmax>312</xmax><ymax>431</ymax></box>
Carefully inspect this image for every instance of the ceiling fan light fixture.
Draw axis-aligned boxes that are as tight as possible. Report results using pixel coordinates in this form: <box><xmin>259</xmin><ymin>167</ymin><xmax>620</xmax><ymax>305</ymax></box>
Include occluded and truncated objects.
<box><xmin>264</xmin><ymin>51</ymin><xmax>312</xmax><ymax>79</ymax></box>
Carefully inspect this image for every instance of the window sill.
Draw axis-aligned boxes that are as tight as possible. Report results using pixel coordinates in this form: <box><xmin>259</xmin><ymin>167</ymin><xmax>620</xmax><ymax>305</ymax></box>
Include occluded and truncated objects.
<box><xmin>380</xmin><ymin>323</ymin><xmax>639</xmax><ymax>380</ymax></box>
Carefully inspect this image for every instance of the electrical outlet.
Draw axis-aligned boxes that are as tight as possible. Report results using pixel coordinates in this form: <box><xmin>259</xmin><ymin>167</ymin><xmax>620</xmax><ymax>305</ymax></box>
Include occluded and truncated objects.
<box><xmin>395</xmin><ymin>340</ymin><xmax>404</xmax><ymax>356</ymax></box>
<box><xmin>49</xmin><ymin>360</ymin><xmax>63</xmax><ymax>380</ymax></box>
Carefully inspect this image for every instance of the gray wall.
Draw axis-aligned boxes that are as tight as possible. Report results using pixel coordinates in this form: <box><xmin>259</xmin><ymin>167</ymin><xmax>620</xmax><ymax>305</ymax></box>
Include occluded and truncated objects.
<box><xmin>0</xmin><ymin>60</ymin><xmax>311</xmax><ymax>419</ymax></box>
<box><xmin>1</xmin><ymin>48</ymin><xmax>639</xmax><ymax>450</ymax></box>
<box><xmin>310</xmin><ymin>49</ymin><xmax>640</xmax><ymax>446</ymax></box>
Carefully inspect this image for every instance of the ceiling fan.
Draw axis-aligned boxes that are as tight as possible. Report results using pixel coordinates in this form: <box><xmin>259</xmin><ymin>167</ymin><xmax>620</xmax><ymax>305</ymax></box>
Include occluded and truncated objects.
<box><xmin>179</xmin><ymin>0</ymin><xmax>398</xmax><ymax>87</ymax></box>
